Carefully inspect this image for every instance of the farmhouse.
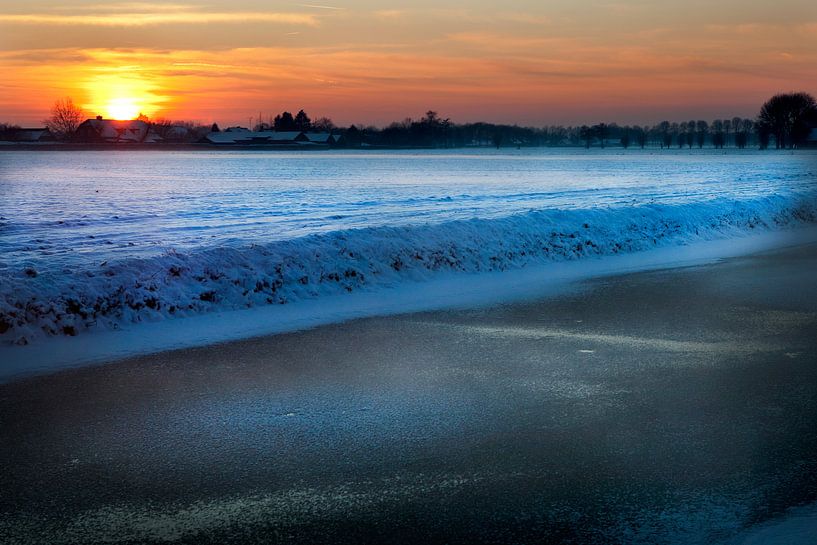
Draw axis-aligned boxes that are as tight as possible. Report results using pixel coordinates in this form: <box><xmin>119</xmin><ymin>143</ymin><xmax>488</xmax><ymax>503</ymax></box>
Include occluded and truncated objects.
<box><xmin>303</xmin><ymin>132</ymin><xmax>337</xmax><ymax>145</ymax></box>
<box><xmin>74</xmin><ymin>117</ymin><xmax>160</xmax><ymax>143</ymax></box>
<box><xmin>0</xmin><ymin>127</ymin><xmax>54</xmax><ymax>142</ymax></box>
<box><xmin>202</xmin><ymin>128</ymin><xmax>337</xmax><ymax>147</ymax></box>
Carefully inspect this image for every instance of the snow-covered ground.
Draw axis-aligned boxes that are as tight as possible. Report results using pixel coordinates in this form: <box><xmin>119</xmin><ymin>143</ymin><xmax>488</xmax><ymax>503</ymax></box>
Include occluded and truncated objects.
<box><xmin>1</xmin><ymin>149</ymin><xmax>816</xmax><ymax>353</ymax></box>
<box><xmin>2</xmin><ymin>225</ymin><xmax>816</xmax><ymax>383</ymax></box>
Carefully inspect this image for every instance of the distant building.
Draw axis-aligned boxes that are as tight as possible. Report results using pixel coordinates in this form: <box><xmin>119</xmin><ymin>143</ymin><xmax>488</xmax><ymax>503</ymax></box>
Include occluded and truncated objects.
<box><xmin>0</xmin><ymin>127</ymin><xmax>54</xmax><ymax>142</ymax></box>
<box><xmin>74</xmin><ymin>117</ymin><xmax>159</xmax><ymax>143</ymax></box>
<box><xmin>153</xmin><ymin>125</ymin><xmax>193</xmax><ymax>142</ymax></box>
<box><xmin>201</xmin><ymin>130</ymin><xmax>312</xmax><ymax>145</ymax></box>
<box><xmin>303</xmin><ymin>132</ymin><xmax>337</xmax><ymax>145</ymax></box>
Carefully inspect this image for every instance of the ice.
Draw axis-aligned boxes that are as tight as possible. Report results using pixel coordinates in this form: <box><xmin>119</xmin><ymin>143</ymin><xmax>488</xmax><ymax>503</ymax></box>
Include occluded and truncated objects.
<box><xmin>729</xmin><ymin>502</ymin><xmax>817</xmax><ymax>544</ymax></box>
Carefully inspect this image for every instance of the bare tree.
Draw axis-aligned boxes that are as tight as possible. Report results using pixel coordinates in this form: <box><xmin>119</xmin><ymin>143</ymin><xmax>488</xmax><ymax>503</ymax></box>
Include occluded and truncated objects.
<box><xmin>686</xmin><ymin>120</ymin><xmax>695</xmax><ymax>148</ymax></box>
<box><xmin>311</xmin><ymin>117</ymin><xmax>336</xmax><ymax>131</ymax></box>
<box><xmin>44</xmin><ymin>97</ymin><xmax>84</xmax><ymax>140</ymax></box>
<box><xmin>741</xmin><ymin>119</ymin><xmax>754</xmax><ymax>148</ymax></box>
<box><xmin>731</xmin><ymin>116</ymin><xmax>742</xmax><ymax>148</ymax></box>
<box><xmin>711</xmin><ymin>119</ymin><xmax>724</xmax><ymax>148</ymax></box>
<box><xmin>757</xmin><ymin>92</ymin><xmax>817</xmax><ymax>149</ymax></box>
<box><xmin>695</xmin><ymin>120</ymin><xmax>708</xmax><ymax>148</ymax></box>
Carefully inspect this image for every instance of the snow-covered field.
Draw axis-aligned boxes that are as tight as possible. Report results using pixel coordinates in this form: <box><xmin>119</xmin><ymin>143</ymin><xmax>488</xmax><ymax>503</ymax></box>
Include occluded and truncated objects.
<box><xmin>1</xmin><ymin>148</ymin><xmax>816</xmax><ymax>348</ymax></box>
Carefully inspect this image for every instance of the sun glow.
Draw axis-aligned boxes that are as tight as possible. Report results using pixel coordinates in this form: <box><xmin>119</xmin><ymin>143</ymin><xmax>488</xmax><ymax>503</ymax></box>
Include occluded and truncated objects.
<box><xmin>83</xmin><ymin>70</ymin><xmax>166</xmax><ymax>120</ymax></box>
<box><xmin>105</xmin><ymin>97</ymin><xmax>141</xmax><ymax>120</ymax></box>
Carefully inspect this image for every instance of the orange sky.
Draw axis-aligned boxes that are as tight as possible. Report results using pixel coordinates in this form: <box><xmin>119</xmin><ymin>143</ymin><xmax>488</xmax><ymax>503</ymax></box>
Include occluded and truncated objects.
<box><xmin>1</xmin><ymin>1</ymin><xmax>816</xmax><ymax>126</ymax></box>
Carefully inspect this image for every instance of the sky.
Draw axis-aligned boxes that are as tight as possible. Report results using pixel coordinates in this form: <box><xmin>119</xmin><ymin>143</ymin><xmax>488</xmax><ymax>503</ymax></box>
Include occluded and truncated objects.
<box><xmin>0</xmin><ymin>1</ymin><xmax>816</xmax><ymax>127</ymax></box>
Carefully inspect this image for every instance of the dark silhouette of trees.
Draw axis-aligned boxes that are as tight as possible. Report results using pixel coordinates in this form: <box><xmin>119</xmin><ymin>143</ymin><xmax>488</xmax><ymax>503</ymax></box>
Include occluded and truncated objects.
<box><xmin>33</xmin><ymin>93</ymin><xmax>811</xmax><ymax>150</ymax></box>
<box><xmin>620</xmin><ymin>129</ymin><xmax>631</xmax><ymax>149</ymax></box>
<box><xmin>146</xmin><ymin>118</ymin><xmax>211</xmax><ymax>142</ymax></box>
<box><xmin>675</xmin><ymin>123</ymin><xmax>684</xmax><ymax>148</ymax></box>
<box><xmin>44</xmin><ymin>97</ymin><xmax>83</xmax><ymax>140</ymax></box>
<box><xmin>374</xmin><ymin>110</ymin><xmax>453</xmax><ymax>147</ymax></box>
<box><xmin>594</xmin><ymin>123</ymin><xmax>609</xmax><ymax>148</ymax></box>
<box><xmin>312</xmin><ymin>117</ymin><xmax>335</xmax><ymax>131</ymax></box>
<box><xmin>264</xmin><ymin>110</ymin><xmax>315</xmax><ymax>131</ymax></box>
<box><xmin>735</xmin><ymin>119</ymin><xmax>754</xmax><ymax>149</ymax></box>
<box><xmin>579</xmin><ymin>125</ymin><xmax>593</xmax><ymax>148</ymax></box>
<box><xmin>343</xmin><ymin>125</ymin><xmax>362</xmax><ymax>148</ymax></box>
<box><xmin>685</xmin><ymin>121</ymin><xmax>695</xmax><ymax>148</ymax></box>
<box><xmin>273</xmin><ymin>111</ymin><xmax>296</xmax><ymax>131</ymax></box>
<box><xmin>757</xmin><ymin>92</ymin><xmax>817</xmax><ymax>148</ymax></box>
<box><xmin>635</xmin><ymin>126</ymin><xmax>648</xmax><ymax>148</ymax></box>
<box><xmin>294</xmin><ymin>110</ymin><xmax>311</xmax><ymax>131</ymax></box>
<box><xmin>491</xmin><ymin>130</ymin><xmax>503</xmax><ymax>149</ymax></box>
<box><xmin>0</xmin><ymin>122</ymin><xmax>22</xmax><ymax>141</ymax></box>
<box><xmin>731</xmin><ymin>117</ymin><xmax>741</xmax><ymax>147</ymax></box>
<box><xmin>695</xmin><ymin>121</ymin><xmax>708</xmax><ymax>148</ymax></box>
<box><xmin>711</xmin><ymin>119</ymin><xmax>725</xmax><ymax>149</ymax></box>
<box><xmin>757</xmin><ymin>122</ymin><xmax>771</xmax><ymax>149</ymax></box>
<box><xmin>654</xmin><ymin>121</ymin><xmax>670</xmax><ymax>148</ymax></box>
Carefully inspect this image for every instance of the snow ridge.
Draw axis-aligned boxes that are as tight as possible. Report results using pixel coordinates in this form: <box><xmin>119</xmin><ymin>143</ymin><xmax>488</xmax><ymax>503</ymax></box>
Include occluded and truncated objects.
<box><xmin>1</xmin><ymin>193</ymin><xmax>815</xmax><ymax>344</ymax></box>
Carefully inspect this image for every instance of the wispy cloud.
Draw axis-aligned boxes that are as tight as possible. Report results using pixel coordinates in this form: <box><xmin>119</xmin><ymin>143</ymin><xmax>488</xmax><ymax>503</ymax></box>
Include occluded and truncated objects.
<box><xmin>50</xmin><ymin>3</ymin><xmax>194</xmax><ymax>12</ymax></box>
<box><xmin>297</xmin><ymin>4</ymin><xmax>344</xmax><ymax>10</ymax></box>
<box><xmin>0</xmin><ymin>11</ymin><xmax>319</xmax><ymax>27</ymax></box>
<box><xmin>374</xmin><ymin>10</ymin><xmax>407</xmax><ymax>19</ymax></box>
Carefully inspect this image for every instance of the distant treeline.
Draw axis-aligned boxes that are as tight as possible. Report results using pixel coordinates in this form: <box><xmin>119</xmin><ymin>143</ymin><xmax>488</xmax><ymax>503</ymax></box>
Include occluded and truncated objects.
<box><xmin>250</xmin><ymin>93</ymin><xmax>817</xmax><ymax>150</ymax></box>
<box><xmin>337</xmin><ymin>113</ymin><xmax>762</xmax><ymax>149</ymax></box>
<box><xmin>3</xmin><ymin>92</ymin><xmax>815</xmax><ymax>149</ymax></box>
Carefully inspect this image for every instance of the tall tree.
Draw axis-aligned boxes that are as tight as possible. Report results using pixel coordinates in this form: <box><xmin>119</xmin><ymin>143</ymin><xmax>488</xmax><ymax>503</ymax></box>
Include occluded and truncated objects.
<box><xmin>273</xmin><ymin>111</ymin><xmax>296</xmax><ymax>131</ymax></box>
<box><xmin>731</xmin><ymin>117</ymin><xmax>742</xmax><ymax>148</ymax></box>
<box><xmin>636</xmin><ymin>126</ymin><xmax>647</xmax><ymax>149</ymax></box>
<box><xmin>695</xmin><ymin>120</ymin><xmax>708</xmax><ymax>148</ymax></box>
<box><xmin>312</xmin><ymin>117</ymin><xmax>335</xmax><ymax>131</ymax></box>
<box><xmin>594</xmin><ymin>123</ymin><xmax>609</xmax><ymax>148</ymax></box>
<box><xmin>620</xmin><ymin>127</ymin><xmax>631</xmax><ymax>149</ymax></box>
<box><xmin>677</xmin><ymin>122</ymin><xmax>687</xmax><ymax>149</ymax></box>
<box><xmin>686</xmin><ymin>120</ymin><xmax>695</xmax><ymax>148</ymax></box>
<box><xmin>657</xmin><ymin>121</ymin><xmax>672</xmax><ymax>149</ymax></box>
<box><xmin>757</xmin><ymin>92</ymin><xmax>817</xmax><ymax>148</ymax></box>
<box><xmin>711</xmin><ymin>119</ymin><xmax>724</xmax><ymax>149</ymax></box>
<box><xmin>579</xmin><ymin>125</ymin><xmax>593</xmax><ymax>148</ymax></box>
<box><xmin>294</xmin><ymin>109</ymin><xmax>311</xmax><ymax>131</ymax></box>
<box><xmin>741</xmin><ymin>119</ymin><xmax>754</xmax><ymax>148</ymax></box>
<box><xmin>44</xmin><ymin>97</ymin><xmax>83</xmax><ymax>140</ymax></box>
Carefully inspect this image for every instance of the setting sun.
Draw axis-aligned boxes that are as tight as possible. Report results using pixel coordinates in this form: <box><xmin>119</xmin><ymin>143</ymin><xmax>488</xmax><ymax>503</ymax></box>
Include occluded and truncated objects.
<box><xmin>82</xmin><ymin>70</ymin><xmax>164</xmax><ymax>120</ymax></box>
<box><xmin>105</xmin><ymin>97</ymin><xmax>140</xmax><ymax>120</ymax></box>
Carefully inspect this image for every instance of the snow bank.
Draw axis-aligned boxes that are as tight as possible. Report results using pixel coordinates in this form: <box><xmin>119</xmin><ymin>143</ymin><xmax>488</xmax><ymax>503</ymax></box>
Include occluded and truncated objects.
<box><xmin>1</xmin><ymin>193</ymin><xmax>816</xmax><ymax>345</ymax></box>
